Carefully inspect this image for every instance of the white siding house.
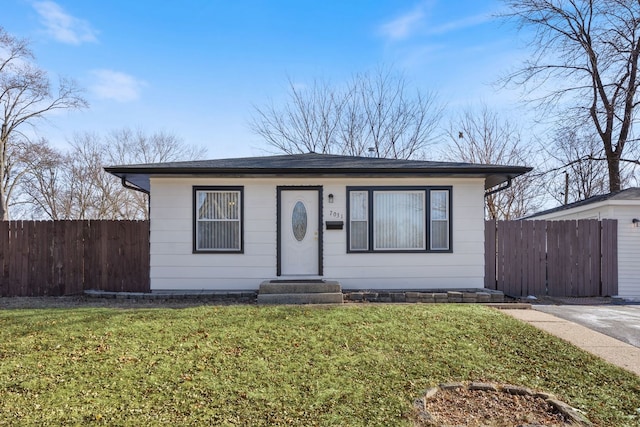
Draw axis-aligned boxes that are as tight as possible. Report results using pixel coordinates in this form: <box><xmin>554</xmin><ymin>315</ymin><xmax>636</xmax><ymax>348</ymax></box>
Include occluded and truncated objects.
<box><xmin>106</xmin><ymin>153</ymin><xmax>531</xmax><ymax>291</ymax></box>
<box><xmin>527</xmin><ymin>188</ymin><xmax>640</xmax><ymax>300</ymax></box>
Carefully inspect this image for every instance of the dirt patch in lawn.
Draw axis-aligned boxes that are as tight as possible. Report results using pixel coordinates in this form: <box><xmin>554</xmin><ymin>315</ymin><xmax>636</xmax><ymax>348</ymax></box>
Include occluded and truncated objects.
<box><xmin>413</xmin><ymin>382</ymin><xmax>592</xmax><ymax>426</ymax></box>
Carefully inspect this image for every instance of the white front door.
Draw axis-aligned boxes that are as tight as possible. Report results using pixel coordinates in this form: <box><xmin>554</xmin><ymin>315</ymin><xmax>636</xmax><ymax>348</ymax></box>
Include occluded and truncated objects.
<box><xmin>279</xmin><ymin>188</ymin><xmax>321</xmax><ymax>276</ymax></box>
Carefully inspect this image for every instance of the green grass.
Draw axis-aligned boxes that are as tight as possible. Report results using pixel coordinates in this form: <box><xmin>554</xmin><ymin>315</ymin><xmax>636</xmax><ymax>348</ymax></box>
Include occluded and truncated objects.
<box><xmin>0</xmin><ymin>304</ymin><xmax>638</xmax><ymax>426</ymax></box>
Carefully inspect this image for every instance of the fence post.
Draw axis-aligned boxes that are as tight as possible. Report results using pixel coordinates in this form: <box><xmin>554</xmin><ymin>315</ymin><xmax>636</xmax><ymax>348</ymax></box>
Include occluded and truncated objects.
<box><xmin>0</xmin><ymin>221</ymin><xmax>8</xmax><ymax>296</ymax></box>
<box><xmin>484</xmin><ymin>220</ymin><xmax>497</xmax><ymax>289</ymax></box>
<box><xmin>601</xmin><ymin>219</ymin><xmax>618</xmax><ymax>296</ymax></box>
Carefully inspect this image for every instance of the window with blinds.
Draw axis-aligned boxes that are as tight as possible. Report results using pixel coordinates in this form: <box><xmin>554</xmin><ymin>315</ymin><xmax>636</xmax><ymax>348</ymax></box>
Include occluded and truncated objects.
<box><xmin>193</xmin><ymin>187</ymin><xmax>243</xmax><ymax>252</ymax></box>
<box><xmin>430</xmin><ymin>190</ymin><xmax>450</xmax><ymax>250</ymax></box>
<box><xmin>349</xmin><ymin>191</ymin><xmax>369</xmax><ymax>251</ymax></box>
<box><xmin>347</xmin><ymin>187</ymin><xmax>451</xmax><ymax>253</ymax></box>
<box><xmin>373</xmin><ymin>191</ymin><xmax>425</xmax><ymax>250</ymax></box>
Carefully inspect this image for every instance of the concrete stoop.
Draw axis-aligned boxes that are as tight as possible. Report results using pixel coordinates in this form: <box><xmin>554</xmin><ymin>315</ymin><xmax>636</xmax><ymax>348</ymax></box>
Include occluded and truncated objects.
<box><xmin>257</xmin><ymin>280</ymin><xmax>344</xmax><ymax>305</ymax></box>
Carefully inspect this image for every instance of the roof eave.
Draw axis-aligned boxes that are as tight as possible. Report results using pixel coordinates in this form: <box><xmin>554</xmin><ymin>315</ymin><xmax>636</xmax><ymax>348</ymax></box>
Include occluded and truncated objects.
<box><xmin>106</xmin><ymin>166</ymin><xmax>532</xmax><ymax>193</ymax></box>
<box><xmin>105</xmin><ymin>166</ymin><xmax>532</xmax><ymax>176</ymax></box>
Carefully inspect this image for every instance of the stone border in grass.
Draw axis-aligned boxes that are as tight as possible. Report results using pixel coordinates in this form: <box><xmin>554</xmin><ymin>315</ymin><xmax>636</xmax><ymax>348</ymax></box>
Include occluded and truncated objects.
<box><xmin>343</xmin><ymin>289</ymin><xmax>504</xmax><ymax>303</ymax></box>
<box><xmin>413</xmin><ymin>381</ymin><xmax>593</xmax><ymax>426</ymax></box>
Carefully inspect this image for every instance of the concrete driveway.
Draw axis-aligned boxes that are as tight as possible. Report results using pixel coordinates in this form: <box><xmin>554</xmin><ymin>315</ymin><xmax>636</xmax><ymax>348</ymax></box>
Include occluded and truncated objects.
<box><xmin>534</xmin><ymin>304</ymin><xmax>640</xmax><ymax>348</ymax></box>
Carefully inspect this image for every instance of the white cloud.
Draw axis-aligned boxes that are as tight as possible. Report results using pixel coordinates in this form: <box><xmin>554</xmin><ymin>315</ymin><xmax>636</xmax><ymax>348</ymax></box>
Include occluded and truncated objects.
<box><xmin>427</xmin><ymin>13</ymin><xmax>494</xmax><ymax>35</ymax></box>
<box><xmin>380</xmin><ymin>2</ymin><xmax>496</xmax><ymax>42</ymax></box>
<box><xmin>33</xmin><ymin>1</ymin><xmax>97</xmax><ymax>45</ymax></box>
<box><xmin>379</xmin><ymin>4</ymin><xmax>427</xmax><ymax>41</ymax></box>
<box><xmin>90</xmin><ymin>70</ymin><xmax>146</xmax><ymax>102</ymax></box>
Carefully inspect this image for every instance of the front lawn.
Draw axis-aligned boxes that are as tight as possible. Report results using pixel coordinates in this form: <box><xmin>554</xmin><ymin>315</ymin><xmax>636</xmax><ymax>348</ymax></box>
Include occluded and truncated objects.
<box><xmin>0</xmin><ymin>304</ymin><xmax>638</xmax><ymax>426</ymax></box>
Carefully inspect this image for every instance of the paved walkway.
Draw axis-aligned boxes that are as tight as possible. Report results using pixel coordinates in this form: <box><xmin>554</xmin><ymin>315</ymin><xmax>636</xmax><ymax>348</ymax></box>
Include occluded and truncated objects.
<box><xmin>501</xmin><ymin>309</ymin><xmax>640</xmax><ymax>377</ymax></box>
<box><xmin>535</xmin><ymin>304</ymin><xmax>640</xmax><ymax>348</ymax></box>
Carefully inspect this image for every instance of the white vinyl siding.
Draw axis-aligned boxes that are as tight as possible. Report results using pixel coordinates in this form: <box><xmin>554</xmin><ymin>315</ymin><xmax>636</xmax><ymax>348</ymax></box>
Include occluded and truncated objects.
<box><xmin>149</xmin><ymin>177</ymin><xmax>484</xmax><ymax>291</ymax></box>
<box><xmin>194</xmin><ymin>188</ymin><xmax>242</xmax><ymax>252</ymax></box>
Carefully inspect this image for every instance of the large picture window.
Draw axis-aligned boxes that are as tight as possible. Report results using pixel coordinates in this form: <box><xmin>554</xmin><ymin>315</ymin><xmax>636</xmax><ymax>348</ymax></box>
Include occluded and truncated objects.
<box><xmin>347</xmin><ymin>187</ymin><xmax>451</xmax><ymax>253</ymax></box>
<box><xmin>193</xmin><ymin>186</ymin><xmax>243</xmax><ymax>253</ymax></box>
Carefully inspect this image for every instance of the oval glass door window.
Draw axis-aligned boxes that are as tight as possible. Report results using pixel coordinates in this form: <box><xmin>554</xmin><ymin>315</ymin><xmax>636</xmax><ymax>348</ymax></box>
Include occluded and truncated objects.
<box><xmin>292</xmin><ymin>201</ymin><xmax>308</xmax><ymax>241</ymax></box>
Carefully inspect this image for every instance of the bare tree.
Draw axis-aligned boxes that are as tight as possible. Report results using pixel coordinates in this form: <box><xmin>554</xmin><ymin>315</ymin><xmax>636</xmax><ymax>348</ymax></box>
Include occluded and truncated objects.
<box><xmin>0</xmin><ymin>26</ymin><xmax>87</xmax><ymax>219</ymax></box>
<box><xmin>541</xmin><ymin>128</ymin><xmax>615</xmax><ymax>205</ymax></box>
<box><xmin>356</xmin><ymin>68</ymin><xmax>442</xmax><ymax>159</ymax></box>
<box><xmin>103</xmin><ymin>128</ymin><xmax>207</xmax><ymax>219</ymax></box>
<box><xmin>17</xmin><ymin>139</ymin><xmax>70</xmax><ymax>219</ymax></box>
<box><xmin>105</xmin><ymin>128</ymin><xmax>207</xmax><ymax>164</ymax></box>
<box><xmin>18</xmin><ymin>129</ymin><xmax>207</xmax><ymax>220</ymax></box>
<box><xmin>1</xmin><ymin>139</ymin><xmax>29</xmax><ymax>217</ymax></box>
<box><xmin>251</xmin><ymin>66</ymin><xmax>443</xmax><ymax>159</ymax></box>
<box><xmin>251</xmin><ymin>78</ymin><xmax>345</xmax><ymax>155</ymax></box>
<box><xmin>443</xmin><ymin>106</ymin><xmax>541</xmax><ymax>219</ymax></box>
<box><xmin>501</xmin><ymin>0</ymin><xmax>640</xmax><ymax>193</ymax></box>
<box><xmin>17</xmin><ymin>135</ymin><xmax>114</xmax><ymax>220</ymax></box>
<box><xmin>68</xmin><ymin>133</ymin><xmax>128</xmax><ymax>219</ymax></box>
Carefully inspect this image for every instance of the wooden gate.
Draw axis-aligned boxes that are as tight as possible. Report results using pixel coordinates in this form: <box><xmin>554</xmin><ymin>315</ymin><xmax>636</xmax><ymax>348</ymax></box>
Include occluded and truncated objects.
<box><xmin>485</xmin><ymin>220</ymin><xmax>617</xmax><ymax>297</ymax></box>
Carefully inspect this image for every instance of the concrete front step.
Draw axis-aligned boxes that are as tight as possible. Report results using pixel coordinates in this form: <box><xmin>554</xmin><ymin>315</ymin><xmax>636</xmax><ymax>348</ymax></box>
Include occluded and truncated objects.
<box><xmin>257</xmin><ymin>292</ymin><xmax>344</xmax><ymax>305</ymax></box>
<box><xmin>259</xmin><ymin>280</ymin><xmax>341</xmax><ymax>294</ymax></box>
<box><xmin>257</xmin><ymin>280</ymin><xmax>343</xmax><ymax>304</ymax></box>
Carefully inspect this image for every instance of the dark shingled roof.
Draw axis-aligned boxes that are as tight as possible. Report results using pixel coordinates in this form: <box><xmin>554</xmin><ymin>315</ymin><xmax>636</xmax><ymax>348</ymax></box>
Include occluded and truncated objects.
<box><xmin>104</xmin><ymin>152</ymin><xmax>532</xmax><ymax>193</ymax></box>
<box><xmin>526</xmin><ymin>187</ymin><xmax>640</xmax><ymax>218</ymax></box>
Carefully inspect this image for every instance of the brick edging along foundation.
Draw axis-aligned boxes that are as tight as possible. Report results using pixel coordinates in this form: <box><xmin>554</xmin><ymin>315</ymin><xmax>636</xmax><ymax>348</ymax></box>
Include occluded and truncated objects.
<box><xmin>343</xmin><ymin>289</ymin><xmax>504</xmax><ymax>303</ymax></box>
<box><xmin>86</xmin><ymin>288</ymin><xmax>505</xmax><ymax>304</ymax></box>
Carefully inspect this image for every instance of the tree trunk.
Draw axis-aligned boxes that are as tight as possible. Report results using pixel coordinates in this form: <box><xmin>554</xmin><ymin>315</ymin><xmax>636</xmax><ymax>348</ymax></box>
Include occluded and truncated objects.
<box><xmin>607</xmin><ymin>155</ymin><xmax>621</xmax><ymax>192</ymax></box>
<box><xmin>0</xmin><ymin>195</ymin><xmax>7</xmax><ymax>220</ymax></box>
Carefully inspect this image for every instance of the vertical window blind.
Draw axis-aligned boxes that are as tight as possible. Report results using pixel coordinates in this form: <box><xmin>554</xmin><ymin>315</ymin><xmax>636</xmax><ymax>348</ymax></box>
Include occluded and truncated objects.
<box><xmin>349</xmin><ymin>191</ymin><xmax>368</xmax><ymax>251</ymax></box>
<box><xmin>430</xmin><ymin>190</ymin><xmax>449</xmax><ymax>250</ymax></box>
<box><xmin>373</xmin><ymin>191</ymin><xmax>425</xmax><ymax>250</ymax></box>
<box><xmin>195</xmin><ymin>190</ymin><xmax>241</xmax><ymax>251</ymax></box>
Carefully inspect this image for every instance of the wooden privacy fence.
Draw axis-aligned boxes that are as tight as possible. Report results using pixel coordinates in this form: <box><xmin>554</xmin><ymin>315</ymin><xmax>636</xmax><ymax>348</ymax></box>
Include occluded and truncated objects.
<box><xmin>0</xmin><ymin>221</ymin><xmax>149</xmax><ymax>297</ymax></box>
<box><xmin>485</xmin><ymin>219</ymin><xmax>617</xmax><ymax>297</ymax></box>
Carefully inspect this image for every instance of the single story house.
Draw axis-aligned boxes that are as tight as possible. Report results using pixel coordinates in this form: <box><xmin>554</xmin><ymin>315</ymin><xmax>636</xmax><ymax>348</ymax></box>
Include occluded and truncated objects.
<box><xmin>105</xmin><ymin>153</ymin><xmax>531</xmax><ymax>291</ymax></box>
<box><xmin>526</xmin><ymin>188</ymin><xmax>640</xmax><ymax>300</ymax></box>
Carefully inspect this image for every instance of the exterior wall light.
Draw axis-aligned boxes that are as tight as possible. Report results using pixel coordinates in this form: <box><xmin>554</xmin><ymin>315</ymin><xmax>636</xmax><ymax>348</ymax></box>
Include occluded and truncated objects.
<box><xmin>328</xmin><ymin>194</ymin><xmax>334</xmax><ymax>204</ymax></box>
<box><xmin>633</xmin><ymin>218</ymin><xmax>640</xmax><ymax>227</ymax></box>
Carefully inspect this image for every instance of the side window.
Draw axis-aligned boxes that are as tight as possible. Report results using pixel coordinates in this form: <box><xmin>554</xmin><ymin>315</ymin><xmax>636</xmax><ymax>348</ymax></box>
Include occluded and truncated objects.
<box><xmin>349</xmin><ymin>190</ymin><xmax>369</xmax><ymax>251</ymax></box>
<box><xmin>193</xmin><ymin>187</ymin><xmax>243</xmax><ymax>252</ymax></box>
<box><xmin>429</xmin><ymin>189</ymin><xmax>450</xmax><ymax>251</ymax></box>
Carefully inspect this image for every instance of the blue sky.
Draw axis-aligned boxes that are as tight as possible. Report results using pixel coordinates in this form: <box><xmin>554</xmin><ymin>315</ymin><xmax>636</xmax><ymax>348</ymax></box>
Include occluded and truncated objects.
<box><xmin>2</xmin><ymin>0</ymin><xmax>527</xmax><ymax>159</ymax></box>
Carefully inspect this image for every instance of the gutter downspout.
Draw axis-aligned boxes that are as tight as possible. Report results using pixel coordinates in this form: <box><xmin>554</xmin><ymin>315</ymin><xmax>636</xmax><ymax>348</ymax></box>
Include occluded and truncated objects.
<box><xmin>484</xmin><ymin>176</ymin><xmax>512</xmax><ymax>198</ymax></box>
